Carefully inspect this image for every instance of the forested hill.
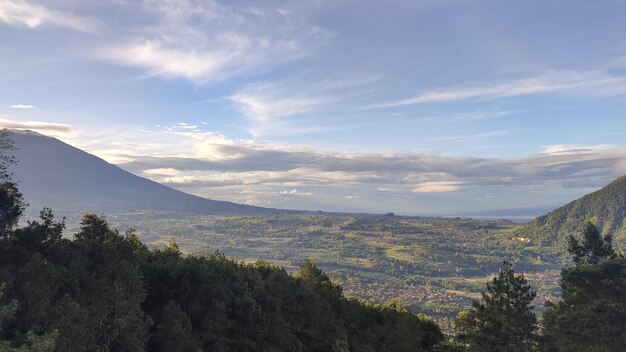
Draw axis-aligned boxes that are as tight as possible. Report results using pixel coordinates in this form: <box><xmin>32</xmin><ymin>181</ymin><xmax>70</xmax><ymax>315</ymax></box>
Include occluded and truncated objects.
<box><xmin>514</xmin><ymin>174</ymin><xmax>626</xmax><ymax>246</ymax></box>
<box><xmin>9</xmin><ymin>130</ymin><xmax>279</xmax><ymax>216</ymax></box>
<box><xmin>0</xmin><ymin>183</ymin><xmax>443</xmax><ymax>351</ymax></box>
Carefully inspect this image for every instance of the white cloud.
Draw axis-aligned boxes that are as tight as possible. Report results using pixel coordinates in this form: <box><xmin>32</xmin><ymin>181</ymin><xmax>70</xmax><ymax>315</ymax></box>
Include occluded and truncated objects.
<box><xmin>0</xmin><ymin>0</ymin><xmax>97</xmax><ymax>32</ymax></box>
<box><xmin>371</xmin><ymin>71</ymin><xmax>626</xmax><ymax>108</ymax></box>
<box><xmin>231</xmin><ymin>89</ymin><xmax>328</xmax><ymax>124</ymax></box>
<box><xmin>101</xmin><ymin>36</ymin><xmax>250</xmax><ymax>81</ymax></box>
<box><xmin>177</xmin><ymin>122</ymin><xmax>198</xmax><ymax>129</ymax></box>
<box><xmin>96</xmin><ymin>128</ymin><xmax>626</xmax><ymax>198</ymax></box>
<box><xmin>540</xmin><ymin>144</ymin><xmax>614</xmax><ymax>155</ymax></box>
<box><xmin>229</xmin><ymin>74</ymin><xmax>375</xmax><ymax>136</ymax></box>
<box><xmin>279</xmin><ymin>188</ymin><xmax>312</xmax><ymax>196</ymax></box>
<box><xmin>0</xmin><ymin>117</ymin><xmax>77</xmax><ymax>138</ymax></box>
<box><xmin>10</xmin><ymin>104</ymin><xmax>34</xmax><ymax>109</ymax></box>
<box><xmin>99</xmin><ymin>1</ymin><xmax>328</xmax><ymax>82</ymax></box>
<box><xmin>143</xmin><ymin>168</ymin><xmax>181</xmax><ymax>176</ymax></box>
<box><xmin>412</xmin><ymin>181</ymin><xmax>462</xmax><ymax>193</ymax></box>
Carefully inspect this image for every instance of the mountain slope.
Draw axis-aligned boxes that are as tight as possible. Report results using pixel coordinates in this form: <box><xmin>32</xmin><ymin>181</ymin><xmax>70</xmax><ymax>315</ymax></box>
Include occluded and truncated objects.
<box><xmin>8</xmin><ymin>130</ymin><xmax>279</xmax><ymax>216</ymax></box>
<box><xmin>514</xmin><ymin>175</ymin><xmax>626</xmax><ymax>246</ymax></box>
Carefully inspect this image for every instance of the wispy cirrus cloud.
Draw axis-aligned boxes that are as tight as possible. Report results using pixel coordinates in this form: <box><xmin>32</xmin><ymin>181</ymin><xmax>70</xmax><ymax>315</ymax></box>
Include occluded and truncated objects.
<box><xmin>231</xmin><ymin>88</ymin><xmax>328</xmax><ymax>124</ymax></box>
<box><xmin>428</xmin><ymin>129</ymin><xmax>514</xmax><ymax>143</ymax></box>
<box><xmin>230</xmin><ymin>84</ymin><xmax>331</xmax><ymax>137</ymax></box>
<box><xmin>99</xmin><ymin>1</ymin><xmax>329</xmax><ymax>83</ymax></box>
<box><xmin>230</xmin><ymin>75</ymin><xmax>379</xmax><ymax>137</ymax></box>
<box><xmin>0</xmin><ymin>0</ymin><xmax>97</xmax><ymax>32</ymax></box>
<box><xmin>411</xmin><ymin>110</ymin><xmax>521</xmax><ymax>127</ymax></box>
<box><xmin>1</xmin><ymin>1</ymin><xmax>328</xmax><ymax>83</ymax></box>
<box><xmin>370</xmin><ymin>70</ymin><xmax>626</xmax><ymax>108</ymax></box>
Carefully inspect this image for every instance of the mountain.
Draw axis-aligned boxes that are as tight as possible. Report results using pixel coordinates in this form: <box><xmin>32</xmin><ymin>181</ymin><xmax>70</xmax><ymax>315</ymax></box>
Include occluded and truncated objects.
<box><xmin>513</xmin><ymin>174</ymin><xmax>626</xmax><ymax>246</ymax></box>
<box><xmin>7</xmin><ymin>130</ymin><xmax>281</xmax><ymax>216</ymax></box>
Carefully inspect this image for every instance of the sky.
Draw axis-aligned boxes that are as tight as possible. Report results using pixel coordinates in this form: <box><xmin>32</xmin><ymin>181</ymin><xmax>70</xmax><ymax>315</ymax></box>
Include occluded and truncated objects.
<box><xmin>2</xmin><ymin>0</ymin><xmax>626</xmax><ymax>215</ymax></box>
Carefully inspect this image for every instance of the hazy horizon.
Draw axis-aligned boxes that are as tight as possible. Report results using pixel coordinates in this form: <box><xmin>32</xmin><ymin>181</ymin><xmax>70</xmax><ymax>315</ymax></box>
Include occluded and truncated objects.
<box><xmin>2</xmin><ymin>0</ymin><xmax>626</xmax><ymax>215</ymax></box>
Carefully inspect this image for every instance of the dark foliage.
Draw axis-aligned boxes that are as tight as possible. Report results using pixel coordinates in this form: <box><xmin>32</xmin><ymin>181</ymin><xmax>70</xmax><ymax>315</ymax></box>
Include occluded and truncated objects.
<box><xmin>541</xmin><ymin>223</ymin><xmax>626</xmax><ymax>352</ymax></box>
<box><xmin>566</xmin><ymin>222</ymin><xmax>615</xmax><ymax>265</ymax></box>
<box><xmin>0</xmin><ymin>183</ymin><xmax>442</xmax><ymax>351</ymax></box>
<box><xmin>455</xmin><ymin>262</ymin><xmax>537</xmax><ymax>352</ymax></box>
<box><xmin>0</xmin><ymin>129</ymin><xmax>16</xmax><ymax>183</ymax></box>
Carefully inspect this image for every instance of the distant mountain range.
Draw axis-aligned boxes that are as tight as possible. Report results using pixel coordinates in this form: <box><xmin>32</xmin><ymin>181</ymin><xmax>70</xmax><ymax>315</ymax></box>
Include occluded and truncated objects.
<box><xmin>514</xmin><ymin>174</ymin><xmax>626</xmax><ymax>246</ymax></box>
<box><xmin>459</xmin><ymin>206</ymin><xmax>558</xmax><ymax>223</ymax></box>
<box><xmin>8</xmin><ymin>130</ymin><xmax>283</xmax><ymax>216</ymax></box>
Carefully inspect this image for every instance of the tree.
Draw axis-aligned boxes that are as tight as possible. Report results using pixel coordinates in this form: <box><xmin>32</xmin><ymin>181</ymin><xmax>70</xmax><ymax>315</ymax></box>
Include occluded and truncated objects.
<box><xmin>153</xmin><ymin>300</ymin><xmax>201</xmax><ymax>352</ymax></box>
<box><xmin>541</xmin><ymin>224</ymin><xmax>626</xmax><ymax>352</ymax></box>
<box><xmin>566</xmin><ymin>222</ymin><xmax>614</xmax><ymax>266</ymax></box>
<box><xmin>0</xmin><ymin>130</ymin><xmax>24</xmax><ymax>234</ymax></box>
<box><xmin>456</xmin><ymin>261</ymin><xmax>537</xmax><ymax>352</ymax></box>
<box><xmin>0</xmin><ymin>129</ymin><xmax>16</xmax><ymax>183</ymax></box>
<box><xmin>75</xmin><ymin>214</ymin><xmax>114</xmax><ymax>241</ymax></box>
<box><xmin>295</xmin><ymin>260</ymin><xmax>349</xmax><ymax>351</ymax></box>
<box><xmin>0</xmin><ymin>283</ymin><xmax>58</xmax><ymax>352</ymax></box>
<box><xmin>71</xmin><ymin>215</ymin><xmax>149</xmax><ymax>351</ymax></box>
<box><xmin>0</xmin><ymin>183</ymin><xmax>25</xmax><ymax>235</ymax></box>
<box><xmin>1</xmin><ymin>179</ymin><xmax>445</xmax><ymax>351</ymax></box>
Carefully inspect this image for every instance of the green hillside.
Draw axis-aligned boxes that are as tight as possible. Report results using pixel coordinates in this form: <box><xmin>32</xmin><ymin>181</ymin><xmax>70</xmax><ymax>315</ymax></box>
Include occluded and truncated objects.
<box><xmin>514</xmin><ymin>175</ymin><xmax>626</xmax><ymax>246</ymax></box>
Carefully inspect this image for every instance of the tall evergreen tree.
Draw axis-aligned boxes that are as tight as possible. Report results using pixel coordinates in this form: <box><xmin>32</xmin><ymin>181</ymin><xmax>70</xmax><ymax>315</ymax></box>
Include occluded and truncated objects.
<box><xmin>567</xmin><ymin>222</ymin><xmax>615</xmax><ymax>265</ymax></box>
<box><xmin>542</xmin><ymin>223</ymin><xmax>626</xmax><ymax>352</ymax></box>
<box><xmin>456</xmin><ymin>261</ymin><xmax>537</xmax><ymax>352</ymax></box>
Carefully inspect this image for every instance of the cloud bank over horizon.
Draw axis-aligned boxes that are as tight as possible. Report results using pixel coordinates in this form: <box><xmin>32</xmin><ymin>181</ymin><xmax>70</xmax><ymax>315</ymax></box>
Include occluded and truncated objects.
<box><xmin>4</xmin><ymin>123</ymin><xmax>625</xmax><ymax>215</ymax></box>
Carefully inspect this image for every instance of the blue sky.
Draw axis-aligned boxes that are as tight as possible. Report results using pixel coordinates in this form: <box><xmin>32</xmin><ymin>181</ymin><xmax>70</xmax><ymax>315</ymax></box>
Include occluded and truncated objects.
<box><xmin>2</xmin><ymin>0</ymin><xmax>626</xmax><ymax>215</ymax></box>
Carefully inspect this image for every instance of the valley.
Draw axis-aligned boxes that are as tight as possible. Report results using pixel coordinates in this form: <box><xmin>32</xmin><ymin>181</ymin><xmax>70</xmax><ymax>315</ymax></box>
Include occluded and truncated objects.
<box><xmin>90</xmin><ymin>212</ymin><xmax>565</xmax><ymax>329</ymax></box>
<box><xmin>12</xmin><ymin>130</ymin><xmax>626</xmax><ymax>331</ymax></box>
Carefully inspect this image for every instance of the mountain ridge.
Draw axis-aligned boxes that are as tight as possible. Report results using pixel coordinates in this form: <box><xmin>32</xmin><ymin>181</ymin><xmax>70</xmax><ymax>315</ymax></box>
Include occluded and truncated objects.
<box><xmin>513</xmin><ymin>174</ymin><xmax>626</xmax><ymax>246</ymax></box>
<box><xmin>8</xmin><ymin>130</ymin><xmax>285</xmax><ymax>216</ymax></box>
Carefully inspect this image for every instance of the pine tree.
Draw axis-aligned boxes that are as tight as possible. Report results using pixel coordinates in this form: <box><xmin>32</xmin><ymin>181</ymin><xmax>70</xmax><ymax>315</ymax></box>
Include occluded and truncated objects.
<box><xmin>566</xmin><ymin>222</ymin><xmax>614</xmax><ymax>265</ymax></box>
<box><xmin>541</xmin><ymin>223</ymin><xmax>626</xmax><ymax>352</ymax></box>
<box><xmin>456</xmin><ymin>261</ymin><xmax>537</xmax><ymax>352</ymax></box>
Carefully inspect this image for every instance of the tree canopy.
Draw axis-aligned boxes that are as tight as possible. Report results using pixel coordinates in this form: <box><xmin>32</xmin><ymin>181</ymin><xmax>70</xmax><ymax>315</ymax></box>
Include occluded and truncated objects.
<box><xmin>455</xmin><ymin>261</ymin><xmax>537</xmax><ymax>352</ymax></box>
<box><xmin>0</xmin><ymin>183</ymin><xmax>443</xmax><ymax>351</ymax></box>
<box><xmin>541</xmin><ymin>223</ymin><xmax>626</xmax><ymax>352</ymax></box>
